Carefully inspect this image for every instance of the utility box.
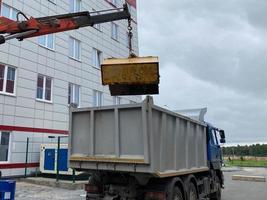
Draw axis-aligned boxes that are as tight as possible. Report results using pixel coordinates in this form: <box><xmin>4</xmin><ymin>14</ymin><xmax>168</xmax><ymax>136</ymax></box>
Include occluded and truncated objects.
<box><xmin>101</xmin><ymin>57</ymin><xmax>160</xmax><ymax>96</ymax></box>
<box><xmin>0</xmin><ymin>180</ymin><xmax>16</xmax><ymax>200</ymax></box>
<box><xmin>40</xmin><ymin>144</ymin><xmax>74</xmax><ymax>175</ymax></box>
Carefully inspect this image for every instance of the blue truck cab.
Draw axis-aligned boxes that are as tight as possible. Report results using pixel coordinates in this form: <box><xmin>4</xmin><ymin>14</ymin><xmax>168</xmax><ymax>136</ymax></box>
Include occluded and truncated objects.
<box><xmin>206</xmin><ymin>122</ymin><xmax>226</xmax><ymax>192</ymax></box>
<box><xmin>206</xmin><ymin>123</ymin><xmax>226</xmax><ymax>169</ymax></box>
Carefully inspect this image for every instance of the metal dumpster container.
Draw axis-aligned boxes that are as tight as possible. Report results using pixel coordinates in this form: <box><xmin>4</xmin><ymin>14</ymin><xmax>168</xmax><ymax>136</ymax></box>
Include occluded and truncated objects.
<box><xmin>69</xmin><ymin>97</ymin><xmax>208</xmax><ymax>178</ymax></box>
<box><xmin>101</xmin><ymin>57</ymin><xmax>159</xmax><ymax>95</ymax></box>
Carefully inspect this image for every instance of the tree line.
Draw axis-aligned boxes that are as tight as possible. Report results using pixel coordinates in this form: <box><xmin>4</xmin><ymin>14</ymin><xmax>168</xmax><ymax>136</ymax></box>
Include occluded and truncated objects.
<box><xmin>222</xmin><ymin>144</ymin><xmax>267</xmax><ymax>157</ymax></box>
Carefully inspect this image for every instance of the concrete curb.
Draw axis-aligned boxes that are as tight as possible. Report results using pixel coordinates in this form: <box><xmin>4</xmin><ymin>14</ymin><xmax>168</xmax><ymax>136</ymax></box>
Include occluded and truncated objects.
<box><xmin>222</xmin><ymin>167</ymin><xmax>242</xmax><ymax>172</ymax></box>
<box><xmin>20</xmin><ymin>178</ymin><xmax>88</xmax><ymax>190</ymax></box>
<box><xmin>232</xmin><ymin>175</ymin><xmax>266</xmax><ymax>182</ymax></box>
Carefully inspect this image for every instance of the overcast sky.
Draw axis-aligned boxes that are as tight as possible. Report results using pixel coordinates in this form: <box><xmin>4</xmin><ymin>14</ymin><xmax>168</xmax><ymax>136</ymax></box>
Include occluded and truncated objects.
<box><xmin>137</xmin><ymin>0</ymin><xmax>267</xmax><ymax>144</ymax></box>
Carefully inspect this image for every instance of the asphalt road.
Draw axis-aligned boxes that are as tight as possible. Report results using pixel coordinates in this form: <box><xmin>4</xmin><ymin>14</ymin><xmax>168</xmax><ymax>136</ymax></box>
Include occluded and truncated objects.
<box><xmin>15</xmin><ymin>167</ymin><xmax>267</xmax><ymax>200</ymax></box>
<box><xmin>222</xmin><ymin>168</ymin><xmax>267</xmax><ymax>200</ymax></box>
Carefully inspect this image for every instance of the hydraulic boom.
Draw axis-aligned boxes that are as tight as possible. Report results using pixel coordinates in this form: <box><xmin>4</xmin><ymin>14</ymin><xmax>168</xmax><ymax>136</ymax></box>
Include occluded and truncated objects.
<box><xmin>0</xmin><ymin>4</ymin><xmax>130</xmax><ymax>44</ymax></box>
<box><xmin>0</xmin><ymin>4</ymin><xmax>160</xmax><ymax>96</ymax></box>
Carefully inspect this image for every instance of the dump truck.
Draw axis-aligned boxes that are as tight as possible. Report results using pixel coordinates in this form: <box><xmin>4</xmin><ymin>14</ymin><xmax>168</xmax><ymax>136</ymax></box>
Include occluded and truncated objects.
<box><xmin>69</xmin><ymin>96</ymin><xmax>226</xmax><ymax>200</ymax></box>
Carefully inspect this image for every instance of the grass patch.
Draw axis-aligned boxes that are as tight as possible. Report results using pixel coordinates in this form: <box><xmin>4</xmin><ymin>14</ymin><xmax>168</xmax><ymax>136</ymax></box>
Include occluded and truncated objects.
<box><xmin>225</xmin><ymin>159</ymin><xmax>267</xmax><ymax>167</ymax></box>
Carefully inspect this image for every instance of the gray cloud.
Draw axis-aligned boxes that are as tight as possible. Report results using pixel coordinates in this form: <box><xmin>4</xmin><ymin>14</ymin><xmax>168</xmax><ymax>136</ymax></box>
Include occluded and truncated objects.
<box><xmin>137</xmin><ymin>0</ymin><xmax>267</xmax><ymax>144</ymax></box>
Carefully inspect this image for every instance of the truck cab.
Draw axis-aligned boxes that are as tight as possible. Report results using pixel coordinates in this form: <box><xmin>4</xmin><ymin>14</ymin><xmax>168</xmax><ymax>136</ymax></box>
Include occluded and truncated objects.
<box><xmin>207</xmin><ymin>124</ymin><xmax>226</xmax><ymax>170</ymax></box>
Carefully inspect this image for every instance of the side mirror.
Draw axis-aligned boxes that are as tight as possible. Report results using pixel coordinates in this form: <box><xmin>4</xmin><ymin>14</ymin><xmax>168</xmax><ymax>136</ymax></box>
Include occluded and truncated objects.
<box><xmin>220</xmin><ymin>138</ymin><xmax>226</xmax><ymax>143</ymax></box>
<box><xmin>219</xmin><ymin>130</ymin><xmax>226</xmax><ymax>143</ymax></box>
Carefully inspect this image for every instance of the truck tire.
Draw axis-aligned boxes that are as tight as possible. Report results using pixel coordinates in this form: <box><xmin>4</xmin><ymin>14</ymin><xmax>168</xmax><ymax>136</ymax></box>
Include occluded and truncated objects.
<box><xmin>173</xmin><ymin>186</ymin><xmax>184</xmax><ymax>200</ymax></box>
<box><xmin>210</xmin><ymin>176</ymin><xmax>221</xmax><ymax>200</ymax></box>
<box><xmin>188</xmin><ymin>182</ymin><xmax>198</xmax><ymax>200</ymax></box>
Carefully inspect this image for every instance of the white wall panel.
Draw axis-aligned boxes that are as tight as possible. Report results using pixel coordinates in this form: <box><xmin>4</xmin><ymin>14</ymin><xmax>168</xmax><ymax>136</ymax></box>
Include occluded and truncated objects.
<box><xmin>0</xmin><ymin>0</ymin><xmax>140</xmax><ymax>177</ymax></box>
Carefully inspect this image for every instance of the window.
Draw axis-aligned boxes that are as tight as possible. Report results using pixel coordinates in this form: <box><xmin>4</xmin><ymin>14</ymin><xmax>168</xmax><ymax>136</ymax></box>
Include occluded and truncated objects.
<box><xmin>1</xmin><ymin>3</ymin><xmax>19</xmax><ymax>20</ymax></box>
<box><xmin>111</xmin><ymin>23</ymin><xmax>119</xmax><ymax>40</ymax></box>
<box><xmin>0</xmin><ymin>132</ymin><xmax>10</xmax><ymax>162</ymax></box>
<box><xmin>70</xmin><ymin>0</ymin><xmax>81</xmax><ymax>12</ymax></box>
<box><xmin>69</xmin><ymin>37</ymin><xmax>81</xmax><ymax>60</ymax></box>
<box><xmin>93</xmin><ymin>90</ymin><xmax>103</xmax><ymax>107</ymax></box>
<box><xmin>0</xmin><ymin>64</ymin><xmax>16</xmax><ymax>95</ymax></box>
<box><xmin>92</xmin><ymin>9</ymin><xmax>101</xmax><ymax>31</ymax></box>
<box><xmin>113</xmin><ymin>96</ymin><xmax>121</xmax><ymax>105</ymax></box>
<box><xmin>38</xmin><ymin>34</ymin><xmax>54</xmax><ymax>50</ymax></box>
<box><xmin>36</xmin><ymin>74</ymin><xmax>52</xmax><ymax>102</ymax></box>
<box><xmin>214</xmin><ymin>130</ymin><xmax>219</xmax><ymax>145</ymax></box>
<box><xmin>210</xmin><ymin>129</ymin><xmax>219</xmax><ymax>146</ymax></box>
<box><xmin>92</xmin><ymin>48</ymin><xmax>102</xmax><ymax>68</ymax></box>
<box><xmin>68</xmin><ymin>83</ymin><xmax>80</xmax><ymax>107</ymax></box>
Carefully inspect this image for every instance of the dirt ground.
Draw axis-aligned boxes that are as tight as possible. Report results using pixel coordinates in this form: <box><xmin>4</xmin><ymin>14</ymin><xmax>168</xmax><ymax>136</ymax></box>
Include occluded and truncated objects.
<box><xmin>15</xmin><ymin>167</ymin><xmax>267</xmax><ymax>200</ymax></box>
<box><xmin>16</xmin><ymin>182</ymin><xmax>85</xmax><ymax>200</ymax></box>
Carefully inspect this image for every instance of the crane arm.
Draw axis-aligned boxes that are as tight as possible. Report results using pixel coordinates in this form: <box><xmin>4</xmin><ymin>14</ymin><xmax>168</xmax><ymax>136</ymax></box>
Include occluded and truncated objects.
<box><xmin>0</xmin><ymin>4</ymin><xmax>160</xmax><ymax>96</ymax></box>
<box><xmin>0</xmin><ymin>4</ymin><xmax>130</xmax><ymax>44</ymax></box>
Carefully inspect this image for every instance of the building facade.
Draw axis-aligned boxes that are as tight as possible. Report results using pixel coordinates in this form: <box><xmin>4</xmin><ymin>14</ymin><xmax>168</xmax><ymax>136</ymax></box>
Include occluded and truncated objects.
<box><xmin>0</xmin><ymin>0</ymin><xmax>140</xmax><ymax>177</ymax></box>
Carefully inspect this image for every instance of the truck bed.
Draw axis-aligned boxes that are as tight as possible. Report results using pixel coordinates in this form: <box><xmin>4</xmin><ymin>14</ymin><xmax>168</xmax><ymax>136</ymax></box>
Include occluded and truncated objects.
<box><xmin>69</xmin><ymin>97</ymin><xmax>208</xmax><ymax>177</ymax></box>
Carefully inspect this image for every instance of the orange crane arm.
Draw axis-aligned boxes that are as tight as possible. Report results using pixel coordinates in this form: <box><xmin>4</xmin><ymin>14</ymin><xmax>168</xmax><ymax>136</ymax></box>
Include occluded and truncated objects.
<box><xmin>0</xmin><ymin>4</ymin><xmax>130</xmax><ymax>44</ymax></box>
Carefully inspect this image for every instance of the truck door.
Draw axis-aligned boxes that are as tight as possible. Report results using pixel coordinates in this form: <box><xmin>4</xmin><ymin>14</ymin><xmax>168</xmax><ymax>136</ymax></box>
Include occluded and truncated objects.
<box><xmin>207</xmin><ymin>128</ymin><xmax>222</xmax><ymax>169</ymax></box>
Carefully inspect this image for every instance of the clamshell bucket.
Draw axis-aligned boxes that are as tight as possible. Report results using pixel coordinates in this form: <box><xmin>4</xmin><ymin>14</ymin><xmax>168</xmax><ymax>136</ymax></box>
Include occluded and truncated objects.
<box><xmin>101</xmin><ymin>56</ymin><xmax>159</xmax><ymax>96</ymax></box>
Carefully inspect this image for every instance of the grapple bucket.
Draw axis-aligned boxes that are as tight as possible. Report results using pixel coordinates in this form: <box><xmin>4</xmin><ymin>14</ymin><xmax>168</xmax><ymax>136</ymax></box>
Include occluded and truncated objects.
<box><xmin>101</xmin><ymin>56</ymin><xmax>159</xmax><ymax>96</ymax></box>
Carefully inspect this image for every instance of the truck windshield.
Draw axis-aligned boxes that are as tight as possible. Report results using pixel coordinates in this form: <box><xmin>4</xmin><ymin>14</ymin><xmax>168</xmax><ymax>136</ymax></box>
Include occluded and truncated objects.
<box><xmin>211</xmin><ymin>129</ymin><xmax>219</xmax><ymax>146</ymax></box>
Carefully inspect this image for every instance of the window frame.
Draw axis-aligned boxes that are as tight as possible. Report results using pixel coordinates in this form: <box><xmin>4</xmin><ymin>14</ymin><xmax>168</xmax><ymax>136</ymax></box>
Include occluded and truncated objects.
<box><xmin>69</xmin><ymin>37</ymin><xmax>81</xmax><ymax>61</ymax></box>
<box><xmin>0</xmin><ymin>64</ymin><xmax>17</xmax><ymax>96</ymax></box>
<box><xmin>92</xmin><ymin>48</ymin><xmax>102</xmax><ymax>69</ymax></box>
<box><xmin>0</xmin><ymin>131</ymin><xmax>11</xmax><ymax>163</ymax></box>
<box><xmin>92</xmin><ymin>9</ymin><xmax>101</xmax><ymax>31</ymax></box>
<box><xmin>211</xmin><ymin>129</ymin><xmax>219</xmax><ymax>146</ymax></box>
<box><xmin>111</xmin><ymin>22</ymin><xmax>119</xmax><ymax>41</ymax></box>
<box><xmin>214</xmin><ymin>130</ymin><xmax>220</xmax><ymax>146</ymax></box>
<box><xmin>69</xmin><ymin>0</ymin><xmax>81</xmax><ymax>13</ymax></box>
<box><xmin>36</xmin><ymin>74</ymin><xmax>53</xmax><ymax>103</ymax></box>
<box><xmin>1</xmin><ymin>3</ymin><xmax>19</xmax><ymax>20</ymax></box>
<box><xmin>38</xmin><ymin>34</ymin><xmax>55</xmax><ymax>50</ymax></box>
<box><xmin>113</xmin><ymin>96</ymin><xmax>121</xmax><ymax>105</ymax></box>
<box><xmin>93</xmin><ymin>90</ymin><xmax>103</xmax><ymax>107</ymax></box>
<box><xmin>68</xmin><ymin>83</ymin><xmax>80</xmax><ymax>107</ymax></box>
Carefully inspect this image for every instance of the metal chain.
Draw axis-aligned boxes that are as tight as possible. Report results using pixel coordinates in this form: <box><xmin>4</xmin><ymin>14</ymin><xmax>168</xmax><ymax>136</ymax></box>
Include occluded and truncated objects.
<box><xmin>127</xmin><ymin>18</ymin><xmax>135</xmax><ymax>57</ymax></box>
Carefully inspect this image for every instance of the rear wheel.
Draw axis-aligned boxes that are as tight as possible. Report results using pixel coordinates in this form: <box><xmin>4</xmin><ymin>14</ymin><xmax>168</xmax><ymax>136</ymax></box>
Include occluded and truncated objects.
<box><xmin>173</xmin><ymin>186</ymin><xmax>184</xmax><ymax>200</ymax></box>
<box><xmin>188</xmin><ymin>182</ymin><xmax>198</xmax><ymax>200</ymax></box>
<box><xmin>210</xmin><ymin>176</ymin><xmax>221</xmax><ymax>200</ymax></box>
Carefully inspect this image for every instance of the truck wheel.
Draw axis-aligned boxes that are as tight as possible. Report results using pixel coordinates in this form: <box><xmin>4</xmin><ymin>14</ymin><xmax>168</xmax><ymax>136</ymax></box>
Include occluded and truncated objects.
<box><xmin>210</xmin><ymin>176</ymin><xmax>221</xmax><ymax>200</ymax></box>
<box><xmin>173</xmin><ymin>186</ymin><xmax>184</xmax><ymax>200</ymax></box>
<box><xmin>188</xmin><ymin>182</ymin><xmax>198</xmax><ymax>200</ymax></box>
